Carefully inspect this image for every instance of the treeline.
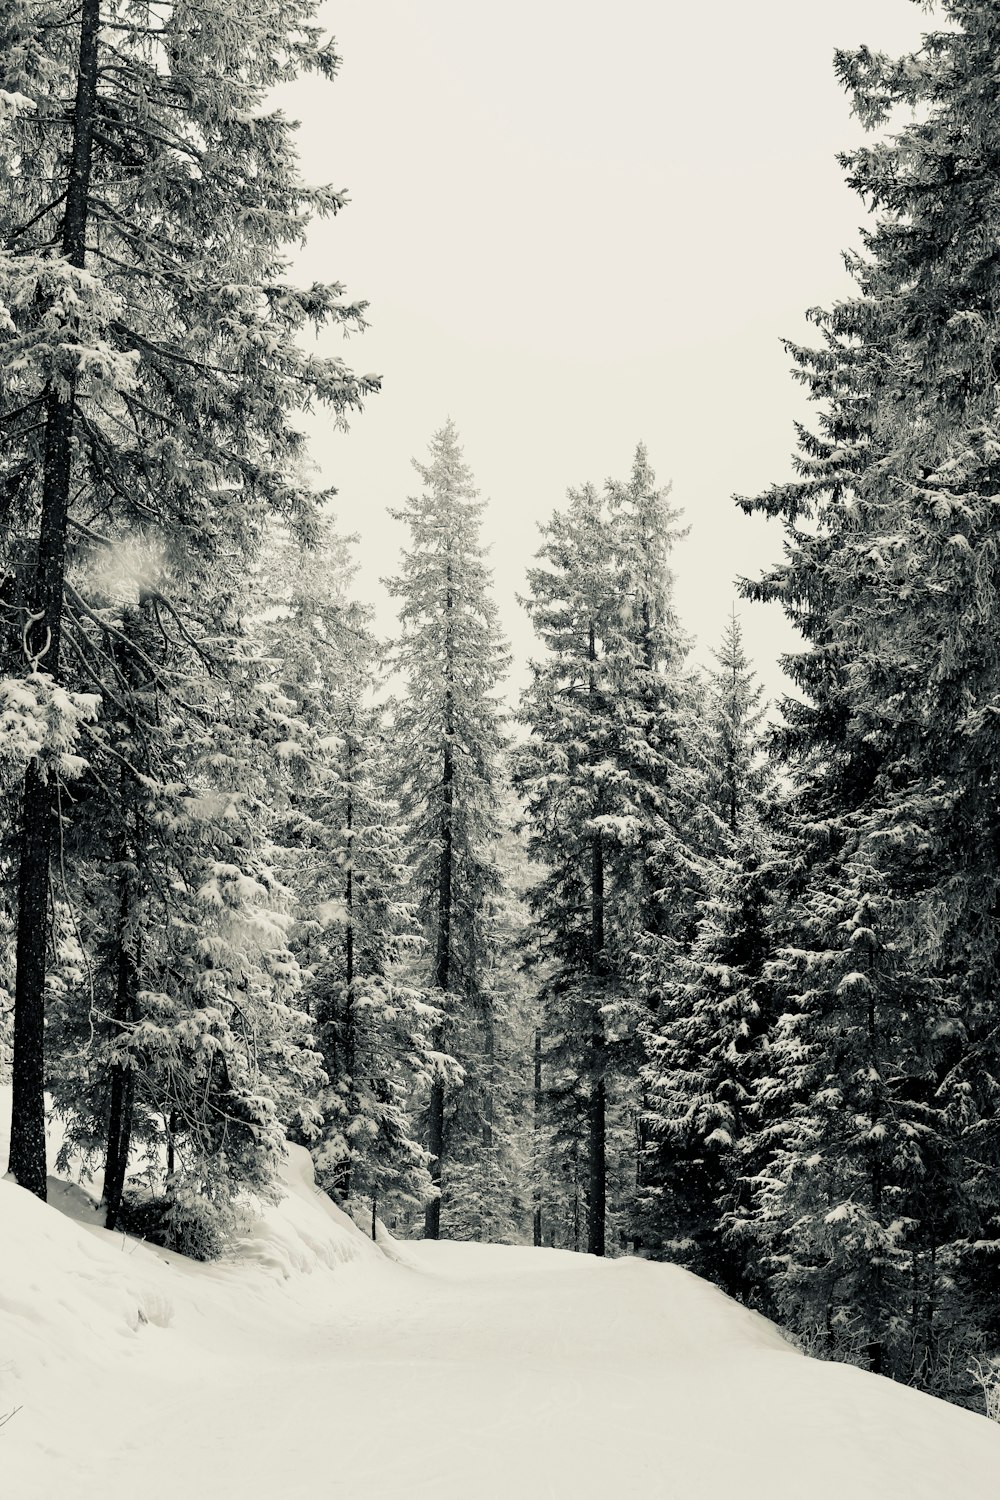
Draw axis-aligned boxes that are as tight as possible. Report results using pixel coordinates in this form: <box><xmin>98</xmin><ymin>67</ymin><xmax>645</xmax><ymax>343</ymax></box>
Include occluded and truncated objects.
<box><xmin>5</xmin><ymin>0</ymin><xmax>1000</xmax><ymax>1418</ymax></box>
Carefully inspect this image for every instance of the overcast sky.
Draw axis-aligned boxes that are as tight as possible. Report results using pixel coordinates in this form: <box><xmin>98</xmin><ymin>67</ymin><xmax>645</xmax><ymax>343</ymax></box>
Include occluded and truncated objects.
<box><xmin>285</xmin><ymin>0</ymin><xmax>927</xmax><ymax>706</ymax></box>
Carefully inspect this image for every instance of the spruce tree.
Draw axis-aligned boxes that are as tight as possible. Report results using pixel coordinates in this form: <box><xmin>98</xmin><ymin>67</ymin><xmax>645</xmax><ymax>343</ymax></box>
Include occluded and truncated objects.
<box><xmin>443</xmin><ymin>809</ymin><xmax>535</xmax><ymax>1245</ymax></box>
<box><xmin>739</xmin><ymin>2</ymin><xmax>1000</xmax><ymax>1396</ymax></box>
<box><xmin>42</xmin><ymin>553</ymin><xmax>329</xmax><ymax>1251</ymax></box>
<box><xmin>0</xmin><ymin>1</ymin><xmax>376</xmax><ymax>1199</ymax></box>
<box><xmin>637</xmin><ymin>617</ymin><xmax>777</xmax><ymax>1289</ymax></box>
<box><xmin>255</xmin><ymin>523</ymin><xmax>434</xmax><ymax>1229</ymax></box>
<box><xmin>605</xmin><ymin>446</ymin><xmax>706</xmax><ymax>1237</ymax></box>
<box><xmin>516</xmin><ymin>482</ymin><xmax>620</xmax><ymax>1256</ymax></box>
<box><xmin>517</xmin><ymin>453</ymin><xmax>695</xmax><ymax>1255</ymax></box>
<box><xmin>703</xmin><ymin>612</ymin><xmax>770</xmax><ymax>841</ymax></box>
<box><xmin>386</xmin><ymin>421</ymin><xmax>509</xmax><ymax>1240</ymax></box>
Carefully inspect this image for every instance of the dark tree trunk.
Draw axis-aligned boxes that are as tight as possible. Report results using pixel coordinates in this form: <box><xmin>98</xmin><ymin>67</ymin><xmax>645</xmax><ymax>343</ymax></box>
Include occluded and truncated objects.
<box><xmin>425</xmin><ymin>563</ymin><xmax>454</xmax><ymax>1241</ymax></box>
<box><xmin>103</xmin><ymin>853</ymin><xmax>138</xmax><ymax>1231</ymax></box>
<box><xmin>482</xmin><ymin>1006</ymin><xmax>494</xmax><ymax>1151</ymax></box>
<box><xmin>532</xmin><ymin>1025</ymin><xmax>542</xmax><ymax>1248</ymax></box>
<box><xmin>572</xmin><ymin>1141</ymin><xmax>580</xmax><ymax>1253</ymax></box>
<box><xmin>866</xmin><ymin>973</ymin><xmax>884</xmax><ymax>1377</ymax></box>
<box><xmin>587</xmin><ymin>1053</ymin><xmax>606</xmax><ymax>1257</ymax></box>
<box><xmin>424</xmin><ymin>1078</ymin><xmax>445</xmax><ymax>1240</ymax></box>
<box><xmin>9</xmin><ymin>0</ymin><xmax>102</xmax><ymax>1200</ymax></box>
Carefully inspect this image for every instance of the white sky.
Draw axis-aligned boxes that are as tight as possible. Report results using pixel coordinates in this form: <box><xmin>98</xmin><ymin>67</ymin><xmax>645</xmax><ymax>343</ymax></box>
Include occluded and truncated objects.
<box><xmin>286</xmin><ymin>0</ymin><xmax>927</xmax><ymax>706</ymax></box>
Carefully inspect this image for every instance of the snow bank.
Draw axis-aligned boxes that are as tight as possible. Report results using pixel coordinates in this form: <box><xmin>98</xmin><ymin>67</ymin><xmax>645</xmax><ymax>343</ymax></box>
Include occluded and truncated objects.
<box><xmin>0</xmin><ymin>1087</ymin><xmax>382</xmax><ymax>1499</ymax></box>
<box><xmin>230</xmin><ymin>1140</ymin><xmax>376</xmax><ymax>1278</ymax></box>
<box><xmin>0</xmin><ymin>1138</ymin><xmax>372</xmax><ymax>1391</ymax></box>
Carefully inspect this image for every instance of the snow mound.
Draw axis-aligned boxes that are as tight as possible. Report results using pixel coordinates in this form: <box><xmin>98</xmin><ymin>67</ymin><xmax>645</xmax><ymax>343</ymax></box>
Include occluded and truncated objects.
<box><xmin>0</xmin><ymin>1143</ymin><xmax>373</xmax><ymax>1387</ymax></box>
<box><xmin>229</xmin><ymin>1140</ymin><xmax>378</xmax><ymax>1278</ymax></box>
<box><xmin>0</xmin><ymin>1109</ymin><xmax>385</xmax><ymax>1500</ymax></box>
<box><xmin>0</xmin><ymin>1174</ymin><xmax>178</xmax><ymax>1385</ymax></box>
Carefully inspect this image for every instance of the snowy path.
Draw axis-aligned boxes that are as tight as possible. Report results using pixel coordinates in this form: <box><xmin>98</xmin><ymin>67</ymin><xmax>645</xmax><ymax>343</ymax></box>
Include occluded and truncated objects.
<box><xmin>4</xmin><ymin>1107</ymin><xmax>1000</xmax><ymax>1500</ymax></box>
<box><xmin>9</xmin><ymin>1215</ymin><xmax>1000</xmax><ymax>1500</ymax></box>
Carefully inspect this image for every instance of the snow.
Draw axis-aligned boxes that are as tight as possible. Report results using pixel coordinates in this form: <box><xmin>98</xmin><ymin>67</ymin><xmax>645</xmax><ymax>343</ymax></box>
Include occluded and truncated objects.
<box><xmin>3</xmin><ymin>1092</ymin><xmax>1000</xmax><ymax>1498</ymax></box>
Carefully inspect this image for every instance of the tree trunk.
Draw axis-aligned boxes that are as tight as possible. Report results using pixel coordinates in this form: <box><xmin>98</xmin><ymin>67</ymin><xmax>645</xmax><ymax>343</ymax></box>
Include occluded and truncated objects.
<box><xmin>866</xmin><ymin>955</ymin><xmax>884</xmax><ymax>1376</ymax></box>
<box><xmin>424</xmin><ymin>1078</ymin><xmax>445</xmax><ymax>1240</ymax></box>
<box><xmin>9</xmin><ymin>0</ymin><xmax>102</xmax><ymax>1200</ymax></box>
<box><xmin>482</xmin><ymin>1006</ymin><xmax>495</xmax><ymax>1151</ymax></box>
<box><xmin>587</xmin><ymin>1032</ymin><xmax>607</xmax><ymax>1258</ymax></box>
<box><xmin>103</xmin><ymin>853</ymin><xmax>138</xmax><ymax>1231</ymax></box>
<box><xmin>572</xmin><ymin>1141</ymin><xmax>580</xmax><ymax>1253</ymax></box>
<box><xmin>532</xmin><ymin>1025</ymin><xmax>543</xmax><ymax>1248</ymax></box>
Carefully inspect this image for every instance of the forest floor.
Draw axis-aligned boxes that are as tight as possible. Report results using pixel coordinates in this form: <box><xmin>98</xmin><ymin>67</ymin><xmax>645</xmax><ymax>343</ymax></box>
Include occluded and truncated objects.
<box><xmin>3</xmin><ymin>1101</ymin><xmax>1000</xmax><ymax>1499</ymax></box>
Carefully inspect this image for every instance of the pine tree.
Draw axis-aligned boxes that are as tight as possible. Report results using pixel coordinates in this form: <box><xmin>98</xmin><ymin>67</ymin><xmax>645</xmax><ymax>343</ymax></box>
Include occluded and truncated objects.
<box><xmin>41</xmin><ymin>555</ymin><xmax>329</xmax><ymax>1252</ymax></box>
<box><xmin>0</xmin><ymin>1</ymin><xmax>377</xmax><ymax>1199</ymax></box>
<box><xmin>386</xmin><ymin>421</ymin><xmax>509</xmax><ymax>1240</ymax></box>
<box><xmin>516</xmin><ymin>482</ymin><xmax>620</xmax><ymax>1256</ymax></box>
<box><xmin>254</xmin><ymin>523</ymin><xmax>434</xmax><ymax>1230</ymax></box>
<box><xmin>703</xmin><ymin>612</ymin><xmax>769</xmax><ymax>841</ymax></box>
<box><xmin>637</xmin><ymin>613</ymin><xmax>776</xmax><ymax>1285</ymax></box>
<box><xmin>442</xmin><ymin>805</ymin><xmax>535</xmax><ymax>1245</ymax></box>
<box><xmin>517</xmin><ymin>453</ymin><xmax>695</xmax><ymax>1255</ymax></box>
<box><xmin>604</xmin><ymin>446</ymin><xmax>706</xmax><ymax>1238</ymax></box>
<box><xmin>739</xmin><ymin>3</ymin><xmax>1000</xmax><ymax>1397</ymax></box>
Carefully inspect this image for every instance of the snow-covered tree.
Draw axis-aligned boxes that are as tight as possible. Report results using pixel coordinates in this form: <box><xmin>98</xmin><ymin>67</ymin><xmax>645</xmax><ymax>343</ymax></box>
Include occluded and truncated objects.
<box><xmin>442</xmin><ymin>805</ymin><xmax>536</xmax><ymax>1245</ymax></box>
<box><xmin>386</xmin><ymin>421</ymin><xmax>510</xmax><ymax>1239</ymax></box>
<box><xmin>0</xmin><ymin>0</ymin><xmax>377</xmax><ymax>1199</ymax></box>
<box><xmin>37</xmin><ymin>553</ymin><xmax>329</xmax><ymax>1253</ymax></box>
<box><xmin>702</xmin><ymin>612</ymin><xmax>770</xmax><ymax>841</ymax></box>
<box><xmin>517</xmin><ymin>451</ymin><xmax>697</xmax><ymax>1254</ymax></box>
<box><xmin>516</xmin><ymin>482</ymin><xmax>621</xmax><ymax>1256</ymax></box>
<box><xmin>738</xmin><ymin>3</ymin><xmax>1000</xmax><ymax>1397</ymax></box>
<box><xmin>604</xmin><ymin>446</ymin><xmax>707</xmax><ymax>1238</ymax></box>
<box><xmin>636</xmin><ymin>615</ymin><xmax>776</xmax><ymax>1284</ymax></box>
<box><xmin>254</xmin><ymin>524</ymin><xmax>434</xmax><ymax>1230</ymax></box>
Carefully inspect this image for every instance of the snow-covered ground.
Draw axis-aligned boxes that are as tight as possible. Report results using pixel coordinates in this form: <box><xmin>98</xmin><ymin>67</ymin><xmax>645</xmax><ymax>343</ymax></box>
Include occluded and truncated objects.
<box><xmin>3</xmin><ymin>1099</ymin><xmax>1000</xmax><ymax>1499</ymax></box>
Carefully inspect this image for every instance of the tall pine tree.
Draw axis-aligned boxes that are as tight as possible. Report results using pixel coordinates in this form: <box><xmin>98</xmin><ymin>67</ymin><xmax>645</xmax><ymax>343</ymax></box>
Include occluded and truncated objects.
<box><xmin>386</xmin><ymin>421</ymin><xmax>509</xmax><ymax>1240</ymax></box>
<box><xmin>0</xmin><ymin>1</ymin><xmax>377</xmax><ymax>1199</ymax></box>
<box><xmin>518</xmin><ymin>450</ymin><xmax>696</xmax><ymax>1255</ymax></box>
<box><xmin>739</xmin><ymin>2</ymin><xmax>1000</xmax><ymax>1397</ymax></box>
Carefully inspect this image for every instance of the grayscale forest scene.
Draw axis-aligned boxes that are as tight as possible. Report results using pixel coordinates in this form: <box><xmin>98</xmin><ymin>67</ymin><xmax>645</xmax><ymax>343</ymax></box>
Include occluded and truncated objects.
<box><xmin>3</xmin><ymin>2</ymin><xmax>1000</xmax><ymax>1496</ymax></box>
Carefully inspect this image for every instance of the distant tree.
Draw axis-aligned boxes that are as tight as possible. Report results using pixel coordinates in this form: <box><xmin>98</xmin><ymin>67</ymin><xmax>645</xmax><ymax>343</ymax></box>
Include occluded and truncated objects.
<box><xmin>517</xmin><ymin>451</ymin><xmax>695</xmax><ymax>1255</ymax></box>
<box><xmin>605</xmin><ymin>445</ymin><xmax>706</xmax><ymax>1236</ymax></box>
<box><xmin>516</xmin><ymin>482</ymin><xmax>619</xmax><ymax>1256</ymax></box>
<box><xmin>702</xmin><ymin>612</ymin><xmax>769</xmax><ymax>841</ymax></box>
<box><xmin>254</xmin><ymin>524</ymin><xmax>434</xmax><ymax>1231</ymax></box>
<box><xmin>386</xmin><ymin>422</ymin><xmax>509</xmax><ymax>1239</ymax></box>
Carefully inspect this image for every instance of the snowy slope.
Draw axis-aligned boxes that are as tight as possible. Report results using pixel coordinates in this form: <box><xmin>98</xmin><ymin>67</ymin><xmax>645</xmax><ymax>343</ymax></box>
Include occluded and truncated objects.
<box><xmin>3</xmin><ymin>1096</ymin><xmax>1000</xmax><ymax>1498</ymax></box>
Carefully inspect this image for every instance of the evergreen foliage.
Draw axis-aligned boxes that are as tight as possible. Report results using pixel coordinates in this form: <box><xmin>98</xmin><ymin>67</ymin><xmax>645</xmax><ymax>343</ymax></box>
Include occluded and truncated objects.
<box><xmin>0</xmin><ymin>0</ymin><xmax>375</xmax><ymax>1213</ymax></box>
<box><xmin>738</xmin><ymin>0</ymin><xmax>1000</xmax><ymax>1399</ymax></box>
<box><xmin>517</xmin><ymin>448</ymin><xmax>697</xmax><ymax>1256</ymax></box>
<box><xmin>386</xmin><ymin>421</ymin><xmax>510</xmax><ymax>1240</ymax></box>
<box><xmin>2</xmin><ymin>0</ymin><xmax>1000</xmax><ymax>1428</ymax></box>
<box><xmin>253</xmin><ymin>523</ymin><xmax>434</xmax><ymax>1230</ymax></box>
<box><xmin>637</xmin><ymin>614</ymin><xmax>776</xmax><ymax>1285</ymax></box>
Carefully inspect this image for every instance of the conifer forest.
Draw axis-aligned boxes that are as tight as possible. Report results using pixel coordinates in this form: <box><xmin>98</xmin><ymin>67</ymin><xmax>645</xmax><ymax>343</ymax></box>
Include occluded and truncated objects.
<box><xmin>8</xmin><ymin>2</ymin><xmax>1000</xmax><ymax>1481</ymax></box>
